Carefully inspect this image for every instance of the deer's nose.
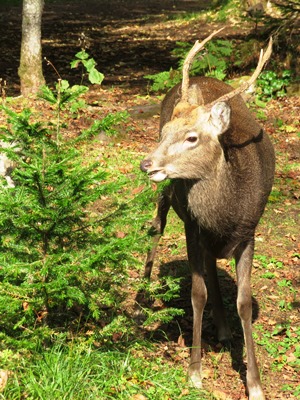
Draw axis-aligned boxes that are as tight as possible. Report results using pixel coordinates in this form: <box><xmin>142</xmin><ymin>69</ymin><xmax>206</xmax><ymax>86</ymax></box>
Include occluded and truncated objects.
<box><xmin>140</xmin><ymin>159</ymin><xmax>152</xmax><ymax>172</ymax></box>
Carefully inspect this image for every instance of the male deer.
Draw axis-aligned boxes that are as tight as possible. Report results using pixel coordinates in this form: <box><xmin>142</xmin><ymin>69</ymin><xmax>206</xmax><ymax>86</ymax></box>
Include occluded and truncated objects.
<box><xmin>140</xmin><ymin>28</ymin><xmax>275</xmax><ymax>400</ymax></box>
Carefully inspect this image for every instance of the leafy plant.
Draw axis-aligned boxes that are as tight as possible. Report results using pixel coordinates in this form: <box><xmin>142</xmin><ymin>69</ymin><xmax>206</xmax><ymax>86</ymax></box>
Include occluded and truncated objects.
<box><xmin>256</xmin><ymin>70</ymin><xmax>292</xmax><ymax>101</ymax></box>
<box><xmin>71</xmin><ymin>50</ymin><xmax>104</xmax><ymax>85</ymax></box>
<box><xmin>0</xmin><ymin>89</ymin><xmax>184</xmax><ymax>349</ymax></box>
<box><xmin>42</xmin><ymin>50</ymin><xmax>104</xmax><ymax>117</ymax></box>
<box><xmin>0</xmin><ymin>106</ymin><xmax>129</xmax><ymax>342</ymax></box>
<box><xmin>39</xmin><ymin>80</ymin><xmax>88</xmax><ymax>115</ymax></box>
<box><xmin>255</xmin><ymin>324</ymin><xmax>300</xmax><ymax>373</ymax></box>
<box><xmin>145</xmin><ymin>68</ymin><xmax>182</xmax><ymax>92</ymax></box>
<box><xmin>175</xmin><ymin>39</ymin><xmax>233</xmax><ymax>80</ymax></box>
<box><xmin>81</xmin><ymin>110</ymin><xmax>130</xmax><ymax>138</ymax></box>
<box><xmin>145</xmin><ymin>39</ymin><xmax>234</xmax><ymax>92</ymax></box>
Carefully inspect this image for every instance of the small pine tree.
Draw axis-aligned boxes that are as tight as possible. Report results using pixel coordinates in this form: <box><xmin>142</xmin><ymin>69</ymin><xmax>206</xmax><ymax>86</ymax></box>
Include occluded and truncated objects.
<box><xmin>0</xmin><ymin>72</ymin><xmax>184</xmax><ymax>349</ymax></box>
<box><xmin>0</xmin><ymin>106</ymin><xmax>128</xmax><ymax>344</ymax></box>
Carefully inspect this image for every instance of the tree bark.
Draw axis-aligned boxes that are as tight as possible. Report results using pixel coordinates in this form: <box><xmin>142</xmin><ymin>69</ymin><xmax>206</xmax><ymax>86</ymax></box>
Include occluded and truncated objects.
<box><xmin>18</xmin><ymin>0</ymin><xmax>45</xmax><ymax>96</ymax></box>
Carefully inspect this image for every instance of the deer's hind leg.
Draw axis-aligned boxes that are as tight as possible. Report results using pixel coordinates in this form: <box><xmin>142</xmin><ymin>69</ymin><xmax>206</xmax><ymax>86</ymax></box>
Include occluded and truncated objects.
<box><xmin>205</xmin><ymin>255</ymin><xmax>232</xmax><ymax>343</ymax></box>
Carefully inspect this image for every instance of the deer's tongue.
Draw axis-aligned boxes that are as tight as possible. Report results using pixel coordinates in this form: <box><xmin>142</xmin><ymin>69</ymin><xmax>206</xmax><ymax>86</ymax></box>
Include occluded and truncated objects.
<box><xmin>148</xmin><ymin>170</ymin><xmax>168</xmax><ymax>182</ymax></box>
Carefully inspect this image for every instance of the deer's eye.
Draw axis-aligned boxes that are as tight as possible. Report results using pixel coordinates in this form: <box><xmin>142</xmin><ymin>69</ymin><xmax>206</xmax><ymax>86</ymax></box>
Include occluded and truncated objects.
<box><xmin>186</xmin><ymin>135</ymin><xmax>198</xmax><ymax>143</ymax></box>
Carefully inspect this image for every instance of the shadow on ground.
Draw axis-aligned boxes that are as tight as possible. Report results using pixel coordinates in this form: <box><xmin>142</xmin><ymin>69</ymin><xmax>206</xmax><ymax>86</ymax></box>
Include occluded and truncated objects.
<box><xmin>0</xmin><ymin>0</ymin><xmax>212</xmax><ymax>96</ymax></box>
<box><xmin>136</xmin><ymin>258</ymin><xmax>261</xmax><ymax>391</ymax></box>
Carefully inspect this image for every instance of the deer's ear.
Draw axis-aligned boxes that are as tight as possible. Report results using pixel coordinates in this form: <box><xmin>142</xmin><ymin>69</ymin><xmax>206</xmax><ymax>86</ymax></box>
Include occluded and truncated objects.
<box><xmin>209</xmin><ymin>102</ymin><xmax>231</xmax><ymax>137</ymax></box>
<box><xmin>195</xmin><ymin>101</ymin><xmax>231</xmax><ymax>139</ymax></box>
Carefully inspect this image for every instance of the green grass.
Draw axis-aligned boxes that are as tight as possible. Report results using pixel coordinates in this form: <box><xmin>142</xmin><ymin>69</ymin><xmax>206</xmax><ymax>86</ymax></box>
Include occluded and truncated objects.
<box><xmin>254</xmin><ymin>324</ymin><xmax>300</xmax><ymax>391</ymax></box>
<box><xmin>0</xmin><ymin>343</ymin><xmax>208</xmax><ymax>400</ymax></box>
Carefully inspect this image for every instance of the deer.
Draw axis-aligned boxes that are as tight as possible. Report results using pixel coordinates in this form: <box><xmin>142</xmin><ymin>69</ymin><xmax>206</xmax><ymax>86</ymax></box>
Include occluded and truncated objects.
<box><xmin>140</xmin><ymin>28</ymin><xmax>275</xmax><ymax>400</ymax></box>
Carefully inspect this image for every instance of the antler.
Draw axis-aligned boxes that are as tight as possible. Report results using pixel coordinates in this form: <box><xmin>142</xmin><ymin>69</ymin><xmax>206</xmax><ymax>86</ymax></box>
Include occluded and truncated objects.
<box><xmin>180</xmin><ymin>30</ymin><xmax>272</xmax><ymax>111</ymax></box>
<box><xmin>181</xmin><ymin>27</ymin><xmax>225</xmax><ymax>103</ymax></box>
<box><xmin>207</xmin><ymin>37</ymin><xmax>273</xmax><ymax>108</ymax></box>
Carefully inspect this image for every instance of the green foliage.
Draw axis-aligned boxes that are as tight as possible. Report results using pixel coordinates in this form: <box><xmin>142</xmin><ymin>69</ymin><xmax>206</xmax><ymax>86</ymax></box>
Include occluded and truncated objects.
<box><xmin>142</xmin><ymin>276</ymin><xmax>182</xmax><ymax>303</ymax></box>
<box><xmin>137</xmin><ymin>276</ymin><xmax>185</xmax><ymax>326</ymax></box>
<box><xmin>282</xmin><ymin>383</ymin><xmax>300</xmax><ymax>399</ymax></box>
<box><xmin>144</xmin><ymin>68</ymin><xmax>181</xmax><ymax>92</ymax></box>
<box><xmin>254</xmin><ymin>255</ymin><xmax>284</xmax><ymax>270</ymax></box>
<box><xmin>40</xmin><ymin>80</ymin><xmax>89</xmax><ymax>108</ymax></box>
<box><xmin>41</xmin><ymin>50</ymin><xmax>104</xmax><ymax>116</ymax></box>
<box><xmin>81</xmin><ymin>110</ymin><xmax>130</xmax><ymax>138</ymax></box>
<box><xmin>1</xmin><ymin>343</ymin><xmax>206</xmax><ymax>400</ymax></box>
<box><xmin>145</xmin><ymin>40</ymin><xmax>234</xmax><ymax>92</ymax></box>
<box><xmin>71</xmin><ymin>50</ymin><xmax>104</xmax><ymax>85</ymax></box>
<box><xmin>39</xmin><ymin>80</ymin><xmax>89</xmax><ymax>119</ymax></box>
<box><xmin>0</xmin><ymin>105</ymin><xmax>130</xmax><ymax>342</ymax></box>
<box><xmin>175</xmin><ymin>39</ymin><xmax>233</xmax><ymax>81</ymax></box>
<box><xmin>255</xmin><ymin>324</ymin><xmax>300</xmax><ymax>374</ymax></box>
<box><xmin>0</xmin><ymin>86</ymin><xmax>184</xmax><ymax>349</ymax></box>
<box><xmin>0</xmin><ymin>48</ymin><xmax>190</xmax><ymax>397</ymax></box>
<box><xmin>209</xmin><ymin>0</ymin><xmax>242</xmax><ymax>22</ymax></box>
<box><xmin>256</xmin><ymin>70</ymin><xmax>292</xmax><ymax>101</ymax></box>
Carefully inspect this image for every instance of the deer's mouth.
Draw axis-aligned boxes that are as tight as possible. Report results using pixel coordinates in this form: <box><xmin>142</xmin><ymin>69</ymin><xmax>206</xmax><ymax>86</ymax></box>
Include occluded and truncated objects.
<box><xmin>148</xmin><ymin>169</ymin><xmax>168</xmax><ymax>182</ymax></box>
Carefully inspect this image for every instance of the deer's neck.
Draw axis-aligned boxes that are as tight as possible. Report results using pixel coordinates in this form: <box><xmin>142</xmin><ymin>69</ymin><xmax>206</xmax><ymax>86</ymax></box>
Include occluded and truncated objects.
<box><xmin>186</xmin><ymin>156</ymin><xmax>235</xmax><ymax>232</ymax></box>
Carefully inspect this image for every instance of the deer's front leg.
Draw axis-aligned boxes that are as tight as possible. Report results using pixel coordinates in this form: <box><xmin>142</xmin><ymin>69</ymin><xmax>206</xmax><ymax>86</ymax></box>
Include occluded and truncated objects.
<box><xmin>144</xmin><ymin>187</ymin><xmax>171</xmax><ymax>279</ymax></box>
<box><xmin>185</xmin><ymin>223</ymin><xmax>207</xmax><ymax>388</ymax></box>
<box><xmin>235</xmin><ymin>240</ymin><xmax>265</xmax><ymax>400</ymax></box>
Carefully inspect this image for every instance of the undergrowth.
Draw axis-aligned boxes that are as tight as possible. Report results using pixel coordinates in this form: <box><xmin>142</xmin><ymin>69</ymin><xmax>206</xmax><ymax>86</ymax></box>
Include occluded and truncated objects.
<box><xmin>0</xmin><ymin>53</ymin><xmax>182</xmax><ymax>354</ymax></box>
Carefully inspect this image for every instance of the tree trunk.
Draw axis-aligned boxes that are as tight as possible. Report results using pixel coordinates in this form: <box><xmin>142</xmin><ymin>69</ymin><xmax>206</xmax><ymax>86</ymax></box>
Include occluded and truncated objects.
<box><xmin>18</xmin><ymin>0</ymin><xmax>45</xmax><ymax>96</ymax></box>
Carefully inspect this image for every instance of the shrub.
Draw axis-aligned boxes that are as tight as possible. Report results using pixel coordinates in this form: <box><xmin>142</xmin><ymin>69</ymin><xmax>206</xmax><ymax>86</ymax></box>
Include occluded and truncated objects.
<box><xmin>0</xmin><ymin>105</ymin><xmax>133</xmax><ymax>345</ymax></box>
<box><xmin>256</xmin><ymin>70</ymin><xmax>292</xmax><ymax>101</ymax></box>
<box><xmin>145</xmin><ymin>39</ymin><xmax>234</xmax><ymax>92</ymax></box>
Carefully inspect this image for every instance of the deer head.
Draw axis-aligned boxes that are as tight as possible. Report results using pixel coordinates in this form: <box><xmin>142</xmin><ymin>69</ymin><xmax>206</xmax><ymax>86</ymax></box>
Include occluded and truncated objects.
<box><xmin>141</xmin><ymin>30</ymin><xmax>272</xmax><ymax>182</ymax></box>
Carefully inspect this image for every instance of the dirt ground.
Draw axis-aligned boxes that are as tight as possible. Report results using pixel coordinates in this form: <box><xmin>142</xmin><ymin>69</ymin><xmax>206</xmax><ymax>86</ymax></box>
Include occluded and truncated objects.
<box><xmin>0</xmin><ymin>0</ymin><xmax>251</xmax><ymax>95</ymax></box>
<box><xmin>0</xmin><ymin>1</ymin><xmax>299</xmax><ymax>399</ymax></box>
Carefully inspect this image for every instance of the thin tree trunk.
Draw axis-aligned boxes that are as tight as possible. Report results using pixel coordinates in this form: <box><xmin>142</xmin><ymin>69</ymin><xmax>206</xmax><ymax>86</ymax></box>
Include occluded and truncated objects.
<box><xmin>18</xmin><ymin>0</ymin><xmax>45</xmax><ymax>96</ymax></box>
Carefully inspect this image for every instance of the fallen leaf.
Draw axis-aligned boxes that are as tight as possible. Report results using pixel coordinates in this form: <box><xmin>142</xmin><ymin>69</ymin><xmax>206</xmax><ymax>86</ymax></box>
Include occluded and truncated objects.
<box><xmin>0</xmin><ymin>370</ymin><xmax>9</xmax><ymax>392</ymax></box>
<box><xmin>130</xmin><ymin>395</ymin><xmax>147</xmax><ymax>400</ymax></box>
<box><xmin>177</xmin><ymin>334</ymin><xmax>186</xmax><ymax>347</ymax></box>
<box><xmin>119</xmin><ymin>164</ymin><xmax>133</xmax><ymax>173</ymax></box>
<box><xmin>202</xmin><ymin>367</ymin><xmax>214</xmax><ymax>379</ymax></box>
<box><xmin>286</xmin><ymin>353</ymin><xmax>297</xmax><ymax>363</ymax></box>
<box><xmin>225</xmin><ymin>368</ymin><xmax>236</xmax><ymax>376</ymax></box>
<box><xmin>267</xmin><ymin>295</ymin><xmax>279</xmax><ymax>300</ymax></box>
<box><xmin>212</xmin><ymin>389</ymin><xmax>233</xmax><ymax>400</ymax></box>
<box><xmin>115</xmin><ymin>231</ymin><xmax>126</xmax><ymax>238</ymax></box>
<box><xmin>178</xmin><ymin>389</ymin><xmax>190</xmax><ymax>398</ymax></box>
<box><xmin>132</xmin><ymin>185</ymin><xmax>145</xmax><ymax>194</ymax></box>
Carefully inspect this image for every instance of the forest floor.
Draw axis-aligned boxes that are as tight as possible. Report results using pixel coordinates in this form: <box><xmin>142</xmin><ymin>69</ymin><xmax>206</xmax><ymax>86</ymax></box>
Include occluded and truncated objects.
<box><xmin>0</xmin><ymin>1</ymin><xmax>299</xmax><ymax>399</ymax></box>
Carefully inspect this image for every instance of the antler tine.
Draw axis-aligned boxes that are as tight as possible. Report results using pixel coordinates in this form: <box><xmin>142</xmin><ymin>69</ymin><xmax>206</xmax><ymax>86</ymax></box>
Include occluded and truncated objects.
<box><xmin>208</xmin><ymin>37</ymin><xmax>273</xmax><ymax>108</ymax></box>
<box><xmin>181</xmin><ymin>27</ymin><xmax>226</xmax><ymax>103</ymax></box>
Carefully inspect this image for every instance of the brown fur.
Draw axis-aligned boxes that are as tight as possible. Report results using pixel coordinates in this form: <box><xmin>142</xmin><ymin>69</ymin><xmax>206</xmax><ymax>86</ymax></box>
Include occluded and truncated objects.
<box><xmin>140</xmin><ymin>76</ymin><xmax>275</xmax><ymax>400</ymax></box>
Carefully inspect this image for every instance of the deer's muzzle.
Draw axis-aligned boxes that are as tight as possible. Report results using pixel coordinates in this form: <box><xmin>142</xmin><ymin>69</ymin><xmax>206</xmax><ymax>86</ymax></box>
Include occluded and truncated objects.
<box><xmin>140</xmin><ymin>159</ymin><xmax>152</xmax><ymax>172</ymax></box>
<box><xmin>140</xmin><ymin>158</ymin><xmax>168</xmax><ymax>182</ymax></box>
